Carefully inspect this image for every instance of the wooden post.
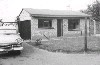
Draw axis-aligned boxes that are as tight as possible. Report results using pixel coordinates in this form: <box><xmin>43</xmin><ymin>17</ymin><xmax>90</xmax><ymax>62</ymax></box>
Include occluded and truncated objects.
<box><xmin>84</xmin><ymin>17</ymin><xmax>88</xmax><ymax>52</ymax></box>
<box><xmin>94</xmin><ymin>20</ymin><xmax>96</xmax><ymax>35</ymax></box>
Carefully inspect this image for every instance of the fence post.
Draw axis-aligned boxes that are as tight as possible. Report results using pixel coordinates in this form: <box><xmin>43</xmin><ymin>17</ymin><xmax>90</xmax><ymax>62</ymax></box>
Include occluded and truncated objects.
<box><xmin>84</xmin><ymin>17</ymin><xmax>88</xmax><ymax>52</ymax></box>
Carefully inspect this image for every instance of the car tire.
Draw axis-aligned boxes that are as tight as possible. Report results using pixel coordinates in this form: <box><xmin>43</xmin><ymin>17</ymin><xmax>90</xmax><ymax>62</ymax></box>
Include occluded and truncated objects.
<box><xmin>8</xmin><ymin>50</ymin><xmax>21</xmax><ymax>55</ymax></box>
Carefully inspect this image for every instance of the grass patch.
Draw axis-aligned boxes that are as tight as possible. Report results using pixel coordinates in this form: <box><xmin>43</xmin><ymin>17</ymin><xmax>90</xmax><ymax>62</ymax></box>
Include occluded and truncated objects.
<box><xmin>28</xmin><ymin>36</ymin><xmax>100</xmax><ymax>53</ymax></box>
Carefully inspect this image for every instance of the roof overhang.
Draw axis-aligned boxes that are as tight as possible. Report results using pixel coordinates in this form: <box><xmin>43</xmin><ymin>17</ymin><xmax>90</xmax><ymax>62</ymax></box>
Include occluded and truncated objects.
<box><xmin>31</xmin><ymin>14</ymin><xmax>91</xmax><ymax>19</ymax></box>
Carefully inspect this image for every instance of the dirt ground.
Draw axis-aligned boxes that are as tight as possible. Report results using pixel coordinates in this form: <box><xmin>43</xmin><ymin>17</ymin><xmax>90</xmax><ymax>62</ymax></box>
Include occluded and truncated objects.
<box><xmin>1</xmin><ymin>42</ymin><xmax>100</xmax><ymax>65</ymax></box>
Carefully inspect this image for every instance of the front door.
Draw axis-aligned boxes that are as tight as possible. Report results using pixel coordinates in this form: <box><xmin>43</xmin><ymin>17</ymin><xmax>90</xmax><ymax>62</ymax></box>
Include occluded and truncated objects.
<box><xmin>57</xmin><ymin>19</ymin><xmax>63</xmax><ymax>37</ymax></box>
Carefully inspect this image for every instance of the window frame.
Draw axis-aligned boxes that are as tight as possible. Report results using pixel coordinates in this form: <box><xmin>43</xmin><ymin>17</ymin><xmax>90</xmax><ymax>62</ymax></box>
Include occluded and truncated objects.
<box><xmin>38</xmin><ymin>19</ymin><xmax>54</xmax><ymax>29</ymax></box>
<box><xmin>68</xmin><ymin>19</ymin><xmax>80</xmax><ymax>31</ymax></box>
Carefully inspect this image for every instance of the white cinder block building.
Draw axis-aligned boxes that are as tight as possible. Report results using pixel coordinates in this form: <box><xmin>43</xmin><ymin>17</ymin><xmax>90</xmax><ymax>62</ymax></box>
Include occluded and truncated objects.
<box><xmin>18</xmin><ymin>8</ymin><xmax>90</xmax><ymax>40</ymax></box>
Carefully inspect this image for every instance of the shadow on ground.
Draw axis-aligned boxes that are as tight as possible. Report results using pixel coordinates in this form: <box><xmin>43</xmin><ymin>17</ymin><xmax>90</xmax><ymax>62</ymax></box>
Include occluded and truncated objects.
<box><xmin>0</xmin><ymin>51</ymin><xmax>20</xmax><ymax>59</ymax></box>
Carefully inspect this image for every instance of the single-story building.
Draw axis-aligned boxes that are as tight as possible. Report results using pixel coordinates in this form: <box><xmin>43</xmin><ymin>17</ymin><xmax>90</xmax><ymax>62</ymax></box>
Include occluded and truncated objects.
<box><xmin>18</xmin><ymin>8</ymin><xmax>90</xmax><ymax>40</ymax></box>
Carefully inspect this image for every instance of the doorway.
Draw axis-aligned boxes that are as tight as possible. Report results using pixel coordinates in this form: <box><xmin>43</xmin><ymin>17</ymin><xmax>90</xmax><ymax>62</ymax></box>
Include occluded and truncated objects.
<box><xmin>18</xmin><ymin>20</ymin><xmax>31</xmax><ymax>40</ymax></box>
<box><xmin>57</xmin><ymin>19</ymin><xmax>63</xmax><ymax>37</ymax></box>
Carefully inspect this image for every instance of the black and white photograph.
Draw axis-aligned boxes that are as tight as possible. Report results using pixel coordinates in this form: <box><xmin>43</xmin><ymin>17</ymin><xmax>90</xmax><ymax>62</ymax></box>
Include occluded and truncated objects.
<box><xmin>0</xmin><ymin>0</ymin><xmax>100</xmax><ymax>65</ymax></box>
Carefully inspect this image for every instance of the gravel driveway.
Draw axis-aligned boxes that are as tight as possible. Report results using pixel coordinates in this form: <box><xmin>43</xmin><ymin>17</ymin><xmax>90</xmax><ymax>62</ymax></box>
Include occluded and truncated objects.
<box><xmin>0</xmin><ymin>42</ymin><xmax>100</xmax><ymax>65</ymax></box>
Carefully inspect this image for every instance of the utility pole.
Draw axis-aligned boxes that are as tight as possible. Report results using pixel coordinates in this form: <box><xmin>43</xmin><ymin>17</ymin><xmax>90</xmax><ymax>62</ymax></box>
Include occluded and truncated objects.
<box><xmin>84</xmin><ymin>17</ymin><xmax>88</xmax><ymax>52</ymax></box>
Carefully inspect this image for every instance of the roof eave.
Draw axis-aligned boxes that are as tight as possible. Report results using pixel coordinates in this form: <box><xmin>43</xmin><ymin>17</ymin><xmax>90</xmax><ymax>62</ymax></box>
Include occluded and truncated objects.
<box><xmin>31</xmin><ymin>14</ymin><xmax>91</xmax><ymax>18</ymax></box>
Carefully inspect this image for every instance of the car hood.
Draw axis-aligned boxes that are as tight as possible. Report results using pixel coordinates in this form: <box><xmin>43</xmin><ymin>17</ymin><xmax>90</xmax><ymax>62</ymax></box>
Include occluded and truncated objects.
<box><xmin>0</xmin><ymin>34</ymin><xmax>21</xmax><ymax>44</ymax></box>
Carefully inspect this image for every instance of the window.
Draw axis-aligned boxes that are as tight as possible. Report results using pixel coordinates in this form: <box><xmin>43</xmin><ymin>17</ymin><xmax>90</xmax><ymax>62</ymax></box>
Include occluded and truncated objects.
<box><xmin>68</xmin><ymin>19</ymin><xmax>80</xmax><ymax>31</ymax></box>
<box><xmin>38</xmin><ymin>19</ymin><xmax>53</xmax><ymax>29</ymax></box>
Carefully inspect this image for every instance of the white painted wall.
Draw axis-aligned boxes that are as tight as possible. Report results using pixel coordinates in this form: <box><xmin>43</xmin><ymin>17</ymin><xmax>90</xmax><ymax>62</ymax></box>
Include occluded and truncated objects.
<box><xmin>19</xmin><ymin>10</ymin><xmax>31</xmax><ymax>21</ymax></box>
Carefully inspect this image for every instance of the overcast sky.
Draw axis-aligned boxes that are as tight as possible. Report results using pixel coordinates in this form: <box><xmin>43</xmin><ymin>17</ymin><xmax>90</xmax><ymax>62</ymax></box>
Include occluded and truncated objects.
<box><xmin>0</xmin><ymin>0</ymin><xmax>95</xmax><ymax>21</ymax></box>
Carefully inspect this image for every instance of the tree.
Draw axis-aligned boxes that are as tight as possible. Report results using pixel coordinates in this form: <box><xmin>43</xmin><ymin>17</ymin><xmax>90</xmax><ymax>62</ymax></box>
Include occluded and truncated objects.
<box><xmin>81</xmin><ymin>0</ymin><xmax>100</xmax><ymax>21</ymax></box>
<box><xmin>80</xmin><ymin>0</ymin><xmax>100</xmax><ymax>52</ymax></box>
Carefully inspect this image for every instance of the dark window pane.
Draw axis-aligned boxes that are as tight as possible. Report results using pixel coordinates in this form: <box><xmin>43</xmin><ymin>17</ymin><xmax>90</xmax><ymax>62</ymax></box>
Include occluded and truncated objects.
<box><xmin>38</xmin><ymin>19</ymin><xmax>43</xmax><ymax>28</ymax></box>
<box><xmin>49</xmin><ymin>20</ymin><xmax>52</xmax><ymax>27</ymax></box>
<box><xmin>38</xmin><ymin>19</ymin><xmax>52</xmax><ymax>28</ymax></box>
<box><xmin>68</xmin><ymin>19</ymin><xmax>80</xmax><ymax>31</ymax></box>
<box><xmin>44</xmin><ymin>21</ymin><xmax>49</xmax><ymax>27</ymax></box>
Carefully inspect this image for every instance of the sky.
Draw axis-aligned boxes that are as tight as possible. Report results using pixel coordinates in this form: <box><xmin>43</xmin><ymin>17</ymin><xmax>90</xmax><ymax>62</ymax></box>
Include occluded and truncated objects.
<box><xmin>0</xmin><ymin>0</ymin><xmax>96</xmax><ymax>22</ymax></box>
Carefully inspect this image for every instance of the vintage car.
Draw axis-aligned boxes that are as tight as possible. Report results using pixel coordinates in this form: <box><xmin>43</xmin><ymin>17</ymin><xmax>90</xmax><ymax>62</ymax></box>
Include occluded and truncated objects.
<box><xmin>0</xmin><ymin>24</ymin><xmax>23</xmax><ymax>54</ymax></box>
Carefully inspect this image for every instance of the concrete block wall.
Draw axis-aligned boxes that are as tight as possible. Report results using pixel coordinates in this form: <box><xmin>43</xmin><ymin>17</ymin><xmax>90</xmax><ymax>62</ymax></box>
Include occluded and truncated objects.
<box><xmin>84</xmin><ymin>19</ymin><xmax>89</xmax><ymax>35</ymax></box>
<box><xmin>63</xmin><ymin>19</ymin><xmax>68</xmax><ymax>35</ymax></box>
<box><xmin>96</xmin><ymin>21</ymin><xmax>100</xmax><ymax>34</ymax></box>
<box><xmin>80</xmin><ymin>19</ymin><xmax>85</xmax><ymax>33</ymax></box>
<box><xmin>89</xmin><ymin>20</ymin><xmax>94</xmax><ymax>35</ymax></box>
<box><xmin>63</xmin><ymin>19</ymin><xmax>89</xmax><ymax>36</ymax></box>
<box><xmin>31</xmin><ymin>18</ymin><xmax>90</xmax><ymax>40</ymax></box>
<box><xmin>31</xmin><ymin>18</ymin><xmax>57</xmax><ymax>40</ymax></box>
<box><xmin>80</xmin><ymin>19</ymin><xmax>90</xmax><ymax>35</ymax></box>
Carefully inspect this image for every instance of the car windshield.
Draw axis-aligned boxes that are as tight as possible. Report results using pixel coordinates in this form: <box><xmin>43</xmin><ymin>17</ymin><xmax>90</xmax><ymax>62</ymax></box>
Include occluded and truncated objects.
<box><xmin>0</xmin><ymin>25</ymin><xmax>17</xmax><ymax>35</ymax></box>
